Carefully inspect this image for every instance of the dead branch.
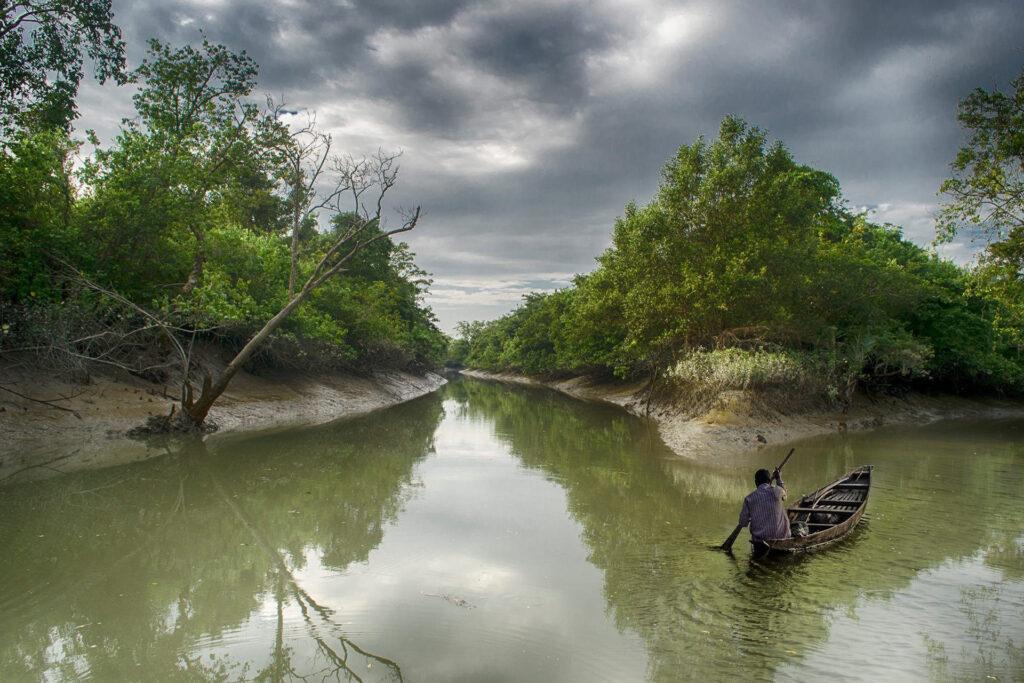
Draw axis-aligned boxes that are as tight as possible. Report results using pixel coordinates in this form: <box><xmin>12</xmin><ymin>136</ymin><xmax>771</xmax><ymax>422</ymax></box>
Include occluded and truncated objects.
<box><xmin>0</xmin><ymin>448</ymin><xmax>81</xmax><ymax>484</ymax></box>
<box><xmin>176</xmin><ymin>148</ymin><xmax>419</xmax><ymax>428</ymax></box>
<box><xmin>53</xmin><ymin>257</ymin><xmax>191</xmax><ymax>377</ymax></box>
<box><xmin>0</xmin><ymin>384</ymin><xmax>82</xmax><ymax>418</ymax></box>
<box><xmin>269</xmin><ymin>97</ymin><xmax>353</xmax><ymax>300</ymax></box>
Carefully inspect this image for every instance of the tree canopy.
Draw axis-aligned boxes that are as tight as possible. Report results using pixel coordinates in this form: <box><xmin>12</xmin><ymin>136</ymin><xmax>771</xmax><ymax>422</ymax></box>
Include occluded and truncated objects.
<box><xmin>938</xmin><ymin>69</ymin><xmax>1024</xmax><ymax>244</ymax></box>
<box><xmin>937</xmin><ymin>66</ymin><xmax>1024</xmax><ymax>366</ymax></box>
<box><xmin>0</xmin><ymin>0</ymin><xmax>125</xmax><ymax>132</ymax></box>
<box><xmin>455</xmin><ymin>116</ymin><xmax>1024</xmax><ymax>399</ymax></box>
<box><xmin>1</xmin><ymin>33</ymin><xmax>446</xmax><ymax>396</ymax></box>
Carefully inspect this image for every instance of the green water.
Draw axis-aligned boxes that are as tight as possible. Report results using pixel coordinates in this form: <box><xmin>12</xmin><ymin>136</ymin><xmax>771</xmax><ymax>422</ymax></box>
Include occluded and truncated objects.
<box><xmin>1</xmin><ymin>377</ymin><xmax>1022</xmax><ymax>681</ymax></box>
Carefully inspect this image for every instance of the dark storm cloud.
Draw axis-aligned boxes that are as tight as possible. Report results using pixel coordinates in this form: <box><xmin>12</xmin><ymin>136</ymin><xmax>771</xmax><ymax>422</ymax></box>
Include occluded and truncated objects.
<box><xmin>348</xmin><ymin>0</ymin><xmax>471</xmax><ymax>31</ymax></box>
<box><xmin>461</xmin><ymin>4</ymin><xmax>614</xmax><ymax>108</ymax></box>
<box><xmin>79</xmin><ymin>0</ymin><xmax>1024</xmax><ymax>330</ymax></box>
<box><xmin>365</xmin><ymin>59</ymin><xmax>476</xmax><ymax>134</ymax></box>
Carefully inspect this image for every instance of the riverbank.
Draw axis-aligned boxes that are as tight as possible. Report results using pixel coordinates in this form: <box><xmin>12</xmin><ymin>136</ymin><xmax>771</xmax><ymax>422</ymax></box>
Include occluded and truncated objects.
<box><xmin>460</xmin><ymin>369</ymin><xmax>1024</xmax><ymax>460</ymax></box>
<box><xmin>0</xmin><ymin>360</ymin><xmax>445</xmax><ymax>484</ymax></box>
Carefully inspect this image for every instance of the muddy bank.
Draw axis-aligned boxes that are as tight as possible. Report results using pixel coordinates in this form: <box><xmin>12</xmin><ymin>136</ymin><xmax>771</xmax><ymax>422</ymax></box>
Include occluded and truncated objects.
<box><xmin>0</xmin><ymin>362</ymin><xmax>445</xmax><ymax>484</ymax></box>
<box><xmin>460</xmin><ymin>369</ymin><xmax>1024</xmax><ymax>460</ymax></box>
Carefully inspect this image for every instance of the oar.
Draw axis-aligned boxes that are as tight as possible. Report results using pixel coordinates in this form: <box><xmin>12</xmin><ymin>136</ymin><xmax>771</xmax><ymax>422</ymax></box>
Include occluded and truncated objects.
<box><xmin>718</xmin><ymin>448</ymin><xmax>795</xmax><ymax>553</ymax></box>
<box><xmin>718</xmin><ymin>523</ymin><xmax>745</xmax><ymax>553</ymax></box>
<box><xmin>773</xmin><ymin>447</ymin><xmax>795</xmax><ymax>482</ymax></box>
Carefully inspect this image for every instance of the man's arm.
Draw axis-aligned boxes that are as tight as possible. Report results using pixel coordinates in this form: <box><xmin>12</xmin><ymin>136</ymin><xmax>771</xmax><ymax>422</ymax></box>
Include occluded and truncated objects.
<box><xmin>772</xmin><ymin>470</ymin><xmax>787</xmax><ymax>501</ymax></box>
<box><xmin>721</xmin><ymin>499</ymin><xmax>750</xmax><ymax>551</ymax></box>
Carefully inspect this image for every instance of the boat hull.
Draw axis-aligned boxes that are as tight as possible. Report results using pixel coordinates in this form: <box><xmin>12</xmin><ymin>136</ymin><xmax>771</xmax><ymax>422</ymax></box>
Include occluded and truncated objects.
<box><xmin>764</xmin><ymin>465</ymin><xmax>872</xmax><ymax>555</ymax></box>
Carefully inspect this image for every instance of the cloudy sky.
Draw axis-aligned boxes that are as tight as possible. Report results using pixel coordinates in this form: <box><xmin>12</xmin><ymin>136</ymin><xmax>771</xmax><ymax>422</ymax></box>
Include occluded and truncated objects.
<box><xmin>76</xmin><ymin>0</ymin><xmax>1024</xmax><ymax>332</ymax></box>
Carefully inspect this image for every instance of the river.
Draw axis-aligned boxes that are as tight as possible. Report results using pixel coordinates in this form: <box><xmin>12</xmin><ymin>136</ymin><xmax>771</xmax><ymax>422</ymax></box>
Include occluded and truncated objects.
<box><xmin>1</xmin><ymin>377</ymin><xmax>1021</xmax><ymax>681</ymax></box>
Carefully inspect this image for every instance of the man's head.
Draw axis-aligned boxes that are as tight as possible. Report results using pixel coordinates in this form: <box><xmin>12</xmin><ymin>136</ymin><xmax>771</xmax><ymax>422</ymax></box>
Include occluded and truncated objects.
<box><xmin>754</xmin><ymin>469</ymin><xmax>771</xmax><ymax>486</ymax></box>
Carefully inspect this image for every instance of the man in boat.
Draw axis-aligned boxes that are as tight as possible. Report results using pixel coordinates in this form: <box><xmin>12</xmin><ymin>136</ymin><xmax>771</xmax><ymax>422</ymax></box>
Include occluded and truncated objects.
<box><xmin>737</xmin><ymin>467</ymin><xmax>790</xmax><ymax>555</ymax></box>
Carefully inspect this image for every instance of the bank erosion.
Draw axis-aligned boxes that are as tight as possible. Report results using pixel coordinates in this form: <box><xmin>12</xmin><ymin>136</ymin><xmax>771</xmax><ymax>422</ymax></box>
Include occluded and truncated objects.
<box><xmin>460</xmin><ymin>369</ymin><xmax>1023</xmax><ymax>460</ymax></box>
<box><xmin>1</xmin><ymin>347</ymin><xmax>445</xmax><ymax>484</ymax></box>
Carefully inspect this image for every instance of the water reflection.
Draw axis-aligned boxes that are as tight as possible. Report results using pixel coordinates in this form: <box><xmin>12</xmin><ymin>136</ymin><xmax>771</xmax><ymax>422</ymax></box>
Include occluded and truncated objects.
<box><xmin>448</xmin><ymin>378</ymin><xmax>1024</xmax><ymax>681</ymax></box>
<box><xmin>1</xmin><ymin>377</ymin><xmax>1022</xmax><ymax>681</ymax></box>
<box><xmin>0</xmin><ymin>394</ymin><xmax>444</xmax><ymax>680</ymax></box>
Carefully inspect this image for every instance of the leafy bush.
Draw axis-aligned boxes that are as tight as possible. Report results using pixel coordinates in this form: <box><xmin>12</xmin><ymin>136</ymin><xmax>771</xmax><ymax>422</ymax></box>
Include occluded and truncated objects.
<box><xmin>669</xmin><ymin>349</ymin><xmax>828</xmax><ymax>392</ymax></box>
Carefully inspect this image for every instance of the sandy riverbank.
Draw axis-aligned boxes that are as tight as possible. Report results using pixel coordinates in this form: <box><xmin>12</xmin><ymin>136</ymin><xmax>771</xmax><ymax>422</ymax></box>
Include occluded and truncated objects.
<box><xmin>0</xmin><ymin>361</ymin><xmax>445</xmax><ymax>484</ymax></box>
<box><xmin>460</xmin><ymin>369</ymin><xmax>1024</xmax><ymax>460</ymax></box>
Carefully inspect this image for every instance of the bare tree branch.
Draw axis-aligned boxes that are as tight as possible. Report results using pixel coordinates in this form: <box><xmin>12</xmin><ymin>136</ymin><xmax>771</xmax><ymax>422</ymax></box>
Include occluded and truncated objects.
<box><xmin>53</xmin><ymin>257</ymin><xmax>191</xmax><ymax>379</ymax></box>
<box><xmin>0</xmin><ymin>384</ymin><xmax>82</xmax><ymax>418</ymax></box>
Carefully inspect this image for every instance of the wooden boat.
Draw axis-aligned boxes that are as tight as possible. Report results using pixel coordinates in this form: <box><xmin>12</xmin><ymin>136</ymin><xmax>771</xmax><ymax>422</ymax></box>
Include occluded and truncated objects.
<box><xmin>764</xmin><ymin>465</ymin><xmax>872</xmax><ymax>554</ymax></box>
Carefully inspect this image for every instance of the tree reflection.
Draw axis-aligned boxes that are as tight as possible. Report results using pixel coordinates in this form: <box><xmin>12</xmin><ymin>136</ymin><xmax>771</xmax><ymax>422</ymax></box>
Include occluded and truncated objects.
<box><xmin>0</xmin><ymin>393</ymin><xmax>442</xmax><ymax>680</ymax></box>
<box><xmin>452</xmin><ymin>377</ymin><xmax>1024</xmax><ymax>680</ymax></box>
<box><xmin>2</xmin><ymin>378</ymin><xmax>1020</xmax><ymax>680</ymax></box>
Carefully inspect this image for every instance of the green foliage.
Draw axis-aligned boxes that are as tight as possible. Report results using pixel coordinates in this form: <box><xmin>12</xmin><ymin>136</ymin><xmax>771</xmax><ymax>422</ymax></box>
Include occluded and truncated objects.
<box><xmin>937</xmin><ymin>68</ymin><xmax>1024</xmax><ymax>243</ymax></box>
<box><xmin>1</xmin><ymin>38</ymin><xmax>445</xmax><ymax>373</ymax></box>
<box><xmin>174</xmin><ymin>224</ymin><xmax>290</xmax><ymax>324</ymax></box>
<box><xmin>0</xmin><ymin>0</ymin><xmax>126</xmax><ymax>134</ymax></box>
<box><xmin>0</xmin><ymin>128</ymin><xmax>81</xmax><ymax>302</ymax></box>
<box><xmin>458</xmin><ymin>116</ymin><xmax>1024</xmax><ymax>397</ymax></box>
<box><xmin>76</xmin><ymin>39</ymin><xmax>282</xmax><ymax>300</ymax></box>
<box><xmin>670</xmin><ymin>348</ymin><xmax>829</xmax><ymax>392</ymax></box>
<box><xmin>932</xmin><ymin>68</ymin><xmax>1024</xmax><ymax>388</ymax></box>
<box><xmin>636</xmin><ymin>118</ymin><xmax>840</xmax><ymax>351</ymax></box>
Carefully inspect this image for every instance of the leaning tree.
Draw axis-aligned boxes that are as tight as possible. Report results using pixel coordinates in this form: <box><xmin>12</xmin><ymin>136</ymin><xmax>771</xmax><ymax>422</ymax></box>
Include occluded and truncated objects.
<box><xmin>175</xmin><ymin>148</ymin><xmax>421</xmax><ymax>430</ymax></box>
<box><xmin>70</xmin><ymin>149</ymin><xmax>421</xmax><ymax>433</ymax></box>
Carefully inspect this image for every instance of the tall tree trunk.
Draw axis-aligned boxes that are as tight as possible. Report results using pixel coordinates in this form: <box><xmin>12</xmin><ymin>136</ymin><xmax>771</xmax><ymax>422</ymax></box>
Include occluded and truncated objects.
<box><xmin>287</xmin><ymin>158</ymin><xmax>302</xmax><ymax>300</ymax></box>
<box><xmin>181</xmin><ymin>226</ymin><xmax>205</xmax><ymax>296</ymax></box>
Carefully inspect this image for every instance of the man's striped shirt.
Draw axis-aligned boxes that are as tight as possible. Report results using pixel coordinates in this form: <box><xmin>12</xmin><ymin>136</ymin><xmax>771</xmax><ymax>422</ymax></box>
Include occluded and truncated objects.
<box><xmin>739</xmin><ymin>482</ymin><xmax>790</xmax><ymax>541</ymax></box>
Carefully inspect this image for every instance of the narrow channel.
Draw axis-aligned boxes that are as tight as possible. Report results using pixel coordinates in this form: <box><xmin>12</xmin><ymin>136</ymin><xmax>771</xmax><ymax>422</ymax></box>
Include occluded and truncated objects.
<box><xmin>1</xmin><ymin>377</ymin><xmax>1021</xmax><ymax>680</ymax></box>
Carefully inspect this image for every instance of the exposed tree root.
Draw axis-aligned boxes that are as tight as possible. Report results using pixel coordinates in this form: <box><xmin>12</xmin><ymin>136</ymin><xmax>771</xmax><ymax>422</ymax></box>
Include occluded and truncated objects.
<box><xmin>126</xmin><ymin>404</ymin><xmax>218</xmax><ymax>438</ymax></box>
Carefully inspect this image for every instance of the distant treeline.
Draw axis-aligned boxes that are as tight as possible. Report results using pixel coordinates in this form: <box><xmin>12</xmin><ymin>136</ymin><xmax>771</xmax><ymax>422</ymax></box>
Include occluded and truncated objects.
<box><xmin>1</xmin><ymin>33</ymin><xmax>446</xmax><ymax>374</ymax></box>
<box><xmin>452</xmin><ymin>116</ymin><xmax>1024</xmax><ymax>401</ymax></box>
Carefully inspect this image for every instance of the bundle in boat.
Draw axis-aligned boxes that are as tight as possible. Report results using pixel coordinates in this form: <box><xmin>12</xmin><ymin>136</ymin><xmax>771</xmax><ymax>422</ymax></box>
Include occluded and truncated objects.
<box><xmin>766</xmin><ymin>465</ymin><xmax>872</xmax><ymax>554</ymax></box>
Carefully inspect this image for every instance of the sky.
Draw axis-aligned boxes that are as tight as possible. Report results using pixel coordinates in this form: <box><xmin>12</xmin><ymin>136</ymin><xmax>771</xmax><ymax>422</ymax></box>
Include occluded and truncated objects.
<box><xmin>75</xmin><ymin>0</ymin><xmax>1024</xmax><ymax>333</ymax></box>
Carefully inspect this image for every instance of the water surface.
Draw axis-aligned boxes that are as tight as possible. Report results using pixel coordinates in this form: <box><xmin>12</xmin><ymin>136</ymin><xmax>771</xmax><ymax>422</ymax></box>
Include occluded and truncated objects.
<box><xmin>1</xmin><ymin>377</ymin><xmax>1022</xmax><ymax>680</ymax></box>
